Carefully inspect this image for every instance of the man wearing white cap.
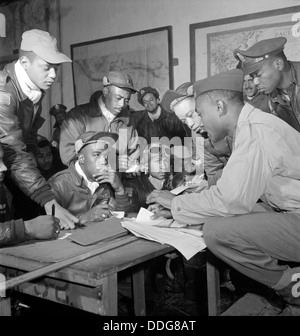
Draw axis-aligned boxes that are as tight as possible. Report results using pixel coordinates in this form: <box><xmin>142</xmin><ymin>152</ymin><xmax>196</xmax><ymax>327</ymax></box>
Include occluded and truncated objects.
<box><xmin>0</xmin><ymin>29</ymin><xmax>78</xmax><ymax>229</ymax></box>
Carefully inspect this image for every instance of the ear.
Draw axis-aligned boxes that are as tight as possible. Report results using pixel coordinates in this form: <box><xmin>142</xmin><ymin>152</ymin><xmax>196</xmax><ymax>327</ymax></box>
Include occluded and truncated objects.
<box><xmin>274</xmin><ymin>58</ymin><xmax>284</xmax><ymax>71</ymax></box>
<box><xmin>78</xmin><ymin>153</ymin><xmax>85</xmax><ymax>164</ymax></box>
<box><xmin>19</xmin><ymin>56</ymin><xmax>30</xmax><ymax>70</ymax></box>
<box><xmin>103</xmin><ymin>86</ymin><xmax>109</xmax><ymax>97</ymax></box>
<box><xmin>216</xmin><ymin>100</ymin><xmax>226</xmax><ymax>116</ymax></box>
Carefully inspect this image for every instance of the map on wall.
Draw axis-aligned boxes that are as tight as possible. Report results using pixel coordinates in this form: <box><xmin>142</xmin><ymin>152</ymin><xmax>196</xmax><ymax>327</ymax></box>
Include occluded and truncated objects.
<box><xmin>71</xmin><ymin>27</ymin><xmax>173</xmax><ymax>110</ymax></box>
<box><xmin>208</xmin><ymin>22</ymin><xmax>300</xmax><ymax>76</ymax></box>
<box><xmin>192</xmin><ymin>8</ymin><xmax>300</xmax><ymax>82</ymax></box>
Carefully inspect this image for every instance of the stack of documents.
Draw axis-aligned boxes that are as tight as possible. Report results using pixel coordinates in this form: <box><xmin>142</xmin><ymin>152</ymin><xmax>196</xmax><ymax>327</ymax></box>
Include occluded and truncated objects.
<box><xmin>121</xmin><ymin>208</ymin><xmax>206</xmax><ymax>260</ymax></box>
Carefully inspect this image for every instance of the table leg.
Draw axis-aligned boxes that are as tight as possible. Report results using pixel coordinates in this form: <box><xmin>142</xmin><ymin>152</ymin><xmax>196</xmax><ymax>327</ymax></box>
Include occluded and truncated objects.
<box><xmin>132</xmin><ymin>265</ymin><xmax>145</xmax><ymax>316</ymax></box>
<box><xmin>206</xmin><ymin>252</ymin><xmax>221</xmax><ymax>316</ymax></box>
<box><xmin>0</xmin><ymin>297</ymin><xmax>11</xmax><ymax>316</ymax></box>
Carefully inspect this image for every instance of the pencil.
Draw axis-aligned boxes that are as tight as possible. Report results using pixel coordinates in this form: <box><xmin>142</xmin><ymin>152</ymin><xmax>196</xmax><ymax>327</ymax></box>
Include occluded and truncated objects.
<box><xmin>52</xmin><ymin>204</ymin><xmax>55</xmax><ymax>217</ymax></box>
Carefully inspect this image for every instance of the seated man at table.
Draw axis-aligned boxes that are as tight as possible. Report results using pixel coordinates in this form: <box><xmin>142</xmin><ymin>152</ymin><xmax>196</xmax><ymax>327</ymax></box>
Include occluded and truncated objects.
<box><xmin>147</xmin><ymin>69</ymin><xmax>300</xmax><ymax>316</ymax></box>
<box><xmin>48</xmin><ymin>131</ymin><xmax>131</xmax><ymax>224</ymax></box>
<box><xmin>0</xmin><ymin>144</ymin><xmax>60</xmax><ymax>247</ymax></box>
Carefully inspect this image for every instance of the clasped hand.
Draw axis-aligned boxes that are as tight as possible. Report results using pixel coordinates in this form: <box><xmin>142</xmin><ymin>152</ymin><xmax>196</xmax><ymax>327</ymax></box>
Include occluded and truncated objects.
<box><xmin>93</xmin><ymin>169</ymin><xmax>124</xmax><ymax>194</ymax></box>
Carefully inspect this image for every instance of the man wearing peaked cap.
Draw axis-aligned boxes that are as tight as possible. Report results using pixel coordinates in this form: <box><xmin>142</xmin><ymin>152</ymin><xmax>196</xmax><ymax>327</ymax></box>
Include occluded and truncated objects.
<box><xmin>132</xmin><ymin>86</ymin><xmax>187</xmax><ymax>146</ymax></box>
<box><xmin>49</xmin><ymin>104</ymin><xmax>67</xmax><ymax>147</ymax></box>
<box><xmin>234</xmin><ymin>37</ymin><xmax>300</xmax><ymax>133</ymax></box>
<box><xmin>0</xmin><ymin>28</ymin><xmax>78</xmax><ymax>230</ymax></box>
<box><xmin>59</xmin><ymin>70</ymin><xmax>140</xmax><ymax>171</ymax></box>
<box><xmin>147</xmin><ymin>69</ymin><xmax>300</xmax><ymax>315</ymax></box>
<box><xmin>49</xmin><ymin>130</ymin><xmax>132</xmax><ymax>223</ymax></box>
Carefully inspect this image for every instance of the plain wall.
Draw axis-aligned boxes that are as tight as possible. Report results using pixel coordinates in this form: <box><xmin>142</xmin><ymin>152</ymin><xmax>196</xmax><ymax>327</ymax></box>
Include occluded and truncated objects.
<box><xmin>59</xmin><ymin>0</ymin><xmax>300</xmax><ymax>110</ymax></box>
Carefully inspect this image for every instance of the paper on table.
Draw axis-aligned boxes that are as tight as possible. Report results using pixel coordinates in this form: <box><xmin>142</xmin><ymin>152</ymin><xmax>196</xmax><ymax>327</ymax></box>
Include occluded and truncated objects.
<box><xmin>121</xmin><ymin>207</ymin><xmax>206</xmax><ymax>260</ymax></box>
<box><xmin>136</xmin><ymin>207</ymin><xmax>185</xmax><ymax>228</ymax></box>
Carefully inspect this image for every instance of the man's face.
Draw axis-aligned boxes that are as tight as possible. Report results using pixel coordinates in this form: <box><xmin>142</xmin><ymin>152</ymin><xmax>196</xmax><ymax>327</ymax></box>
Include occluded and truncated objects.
<box><xmin>251</xmin><ymin>58</ymin><xmax>282</xmax><ymax>94</ymax></box>
<box><xmin>35</xmin><ymin>146</ymin><xmax>53</xmax><ymax>171</ymax></box>
<box><xmin>80</xmin><ymin>141</ymin><xmax>110</xmax><ymax>181</ymax></box>
<box><xmin>23</xmin><ymin>55</ymin><xmax>59</xmax><ymax>91</ymax></box>
<box><xmin>55</xmin><ymin>112</ymin><xmax>66</xmax><ymax>126</ymax></box>
<box><xmin>0</xmin><ymin>146</ymin><xmax>7</xmax><ymax>183</ymax></box>
<box><xmin>173</xmin><ymin>97</ymin><xmax>204</xmax><ymax>134</ymax></box>
<box><xmin>142</xmin><ymin>93</ymin><xmax>159</xmax><ymax>113</ymax></box>
<box><xmin>103</xmin><ymin>85</ymin><xmax>132</xmax><ymax>116</ymax></box>
<box><xmin>243</xmin><ymin>75</ymin><xmax>257</xmax><ymax>98</ymax></box>
<box><xmin>195</xmin><ymin>96</ymin><xmax>227</xmax><ymax>143</ymax></box>
<box><xmin>149</xmin><ymin>153</ymin><xmax>171</xmax><ymax>180</ymax></box>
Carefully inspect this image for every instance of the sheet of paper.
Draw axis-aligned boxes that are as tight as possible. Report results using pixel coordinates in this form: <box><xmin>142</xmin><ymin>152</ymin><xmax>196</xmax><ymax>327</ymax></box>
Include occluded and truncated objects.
<box><xmin>135</xmin><ymin>207</ymin><xmax>185</xmax><ymax>228</ymax></box>
<box><xmin>121</xmin><ymin>219</ymin><xmax>206</xmax><ymax>260</ymax></box>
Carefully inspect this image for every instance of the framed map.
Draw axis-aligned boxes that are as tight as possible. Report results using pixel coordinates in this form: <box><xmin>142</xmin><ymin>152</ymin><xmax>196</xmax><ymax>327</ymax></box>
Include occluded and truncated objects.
<box><xmin>190</xmin><ymin>5</ymin><xmax>300</xmax><ymax>82</ymax></box>
<box><xmin>71</xmin><ymin>26</ymin><xmax>174</xmax><ymax>110</ymax></box>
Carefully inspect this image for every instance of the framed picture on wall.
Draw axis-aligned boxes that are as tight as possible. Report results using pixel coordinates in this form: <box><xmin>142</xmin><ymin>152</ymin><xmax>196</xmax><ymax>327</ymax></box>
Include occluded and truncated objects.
<box><xmin>71</xmin><ymin>26</ymin><xmax>174</xmax><ymax>110</ymax></box>
<box><xmin>190</xmin><ymin>5</ymin><xmax>300</xmax><ymax>82</ymax></box>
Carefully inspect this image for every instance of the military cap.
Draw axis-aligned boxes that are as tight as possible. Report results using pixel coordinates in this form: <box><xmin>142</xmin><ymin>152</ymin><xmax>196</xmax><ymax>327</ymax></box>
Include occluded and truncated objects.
<box><xmin>137</xmin><ymin>86</ymin><xmax>160</xmax><ymax>105</ymax></box>
<box><xmin>161</xmin><ymin>90</ymin><xmax>192</xmax><ymax>113</ymax></box>
<box><xmin>49</xmin><ymin>104</ymin><xmax>67</xmax><ymax>116</ymax></box>
<box><xmin>74</xmin><ymin>131</ymin><xmax>118</xmax><ymax>154</ymax></box>
<box><xmin>21</xmin><ymin>29</ymin><xmax>72</xmax><ymax>64</ymax></box>
<box><xmin>193</xmin><ymin>69</ymin><xmax>244</xmax><ymax>100</ymax></box>
<box><xmin>103</xmin><ymin>71</ymin><xmax>137</xmax><ymax>92</ymax></box>
<box><xmin>233</xmin><ymin>37</ymin><xmax>287</xmax><ymax>75</ymax></box>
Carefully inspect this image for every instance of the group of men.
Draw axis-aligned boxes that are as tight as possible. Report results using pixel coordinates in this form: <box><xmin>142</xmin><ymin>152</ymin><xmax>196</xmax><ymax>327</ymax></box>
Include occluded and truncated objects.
<box><xmin>1</xmin><ymin>27</ymin><xmax>300</xmax><ymax>315</ymax></box>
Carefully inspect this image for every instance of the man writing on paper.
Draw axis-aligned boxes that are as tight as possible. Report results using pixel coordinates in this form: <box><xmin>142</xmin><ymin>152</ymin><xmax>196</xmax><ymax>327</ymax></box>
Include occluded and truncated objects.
<box><xmin>147</xmin><ymin>69</ymin><xmax>300</xmax><ymax>315</ymax></box>
<box><xmin>49</xmin><ymin>131</ymin><xmax>131</xmax><ymax>224</ymax></box>
<box><xmin>0</xmin><ymin>29</ymin><xmax>78</xmax><ymax>229</ymax></box>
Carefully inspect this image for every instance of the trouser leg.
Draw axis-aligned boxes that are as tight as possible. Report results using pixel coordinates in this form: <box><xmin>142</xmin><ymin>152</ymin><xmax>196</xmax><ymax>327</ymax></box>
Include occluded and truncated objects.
<box><xmin>203</xmin><ymin>211</ymin><xmax>300</xmax><ymax>288</ymax></box>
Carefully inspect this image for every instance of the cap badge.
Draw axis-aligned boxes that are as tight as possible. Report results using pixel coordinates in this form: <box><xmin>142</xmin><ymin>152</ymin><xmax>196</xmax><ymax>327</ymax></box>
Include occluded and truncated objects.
<box><xmin>255</xmin><ymin>57</ymin><xmax>264</xmax><ymax>63</ymax></box>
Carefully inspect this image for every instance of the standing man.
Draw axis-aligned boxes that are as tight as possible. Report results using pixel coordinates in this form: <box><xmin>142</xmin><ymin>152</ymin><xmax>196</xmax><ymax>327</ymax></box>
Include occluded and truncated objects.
<box><xmin>0</xmin><ymin>29</ymin><xmax>78</xmax><ymax>229</ymax></box>
<box><xmin>234</xmin><ymin>36</ymin><xmax>300</xmax><ymax>132</ymax></box>
<box><xmin>147</xmin><ymin>69</ymin><xmax>300</xmax><ymax>315</ymax></box>
<box><xmin>59</xmin><ymin>71</ymin><xmax>140</xmax><ymax>172</ymax></box>
<box><xmin>134</xmin><ymin>86</ymin><xmax>187</xmax><ymax>145</ymax></box>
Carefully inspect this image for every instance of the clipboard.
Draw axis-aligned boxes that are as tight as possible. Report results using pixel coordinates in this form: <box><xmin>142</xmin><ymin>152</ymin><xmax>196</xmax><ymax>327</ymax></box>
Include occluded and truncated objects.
<box><xmin>69</xmin><ymin>217</ymin><xmax>129</xmax><ymax>246</ymax></box>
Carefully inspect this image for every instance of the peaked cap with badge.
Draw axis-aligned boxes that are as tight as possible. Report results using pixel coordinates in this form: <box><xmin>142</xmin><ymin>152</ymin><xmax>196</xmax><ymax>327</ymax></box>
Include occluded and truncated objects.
<box><xmin>233</xmin><ymin>37</ymin><xmax>287</xmax><ymax>75</ymax></box>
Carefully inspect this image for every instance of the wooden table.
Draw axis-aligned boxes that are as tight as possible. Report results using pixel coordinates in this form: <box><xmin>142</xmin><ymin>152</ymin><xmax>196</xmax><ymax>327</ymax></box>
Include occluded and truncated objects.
<box><xmin>0</xmin><ymin>232</ymin><xmax>174</xmax><ymax>316</ymax></box>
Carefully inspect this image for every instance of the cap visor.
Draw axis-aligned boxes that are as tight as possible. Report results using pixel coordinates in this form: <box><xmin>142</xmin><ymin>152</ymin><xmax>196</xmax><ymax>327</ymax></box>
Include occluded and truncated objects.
<box><xmin>39</xmin><ymin>51</ymin><xmax>72</xmax><ymax>64</ymax></box>
<box><xmin>241</xmin><ymin>62</ymin><xmax>263</xmax><ymax>76</ymax></box>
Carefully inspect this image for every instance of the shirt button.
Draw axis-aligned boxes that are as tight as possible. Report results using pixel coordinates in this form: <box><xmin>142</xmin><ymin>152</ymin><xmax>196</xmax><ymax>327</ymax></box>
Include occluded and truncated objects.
<box><xmin>177</xmin><ymin>207</ymin><xmax>181</xmax><ymax>211</ymax></box>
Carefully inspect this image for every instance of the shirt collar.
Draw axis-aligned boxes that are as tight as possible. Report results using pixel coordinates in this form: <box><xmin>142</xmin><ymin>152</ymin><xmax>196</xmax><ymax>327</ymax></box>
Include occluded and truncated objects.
<box><xmin>148</xmin><ymin>105</ymin><xmax>161</xmax><ymax>121</ymax></box>
<box><xmin>75</xmin><ymin>161</ymin><xmax>99</xmax><ymax>194</ymax></box>
<box><xmin>99</xmin><ymin>96</ymin><xmax>116</xmax><ymax>124</ymax></box>
<box><xmin>14</xmin><ymin>60</ymin><xmax>42</xmax><ymax>104</ymax></box>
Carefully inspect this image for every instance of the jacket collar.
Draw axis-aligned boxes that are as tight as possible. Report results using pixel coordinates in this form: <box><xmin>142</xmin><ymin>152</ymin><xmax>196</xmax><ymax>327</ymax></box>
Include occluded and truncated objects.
<box><xmin>4</xmin><ymin>61</ymin><xmax>46</xmax><ymax>103</ymax></box>
<box><xmin>68</xmin><ymin>161</ymin><xmax>86</xmax><ymax>187</ymax></box>
<box><xmin>289</xmin><ymin>61</ymin><xmax>300</xmax><ymax>87</ymax></box>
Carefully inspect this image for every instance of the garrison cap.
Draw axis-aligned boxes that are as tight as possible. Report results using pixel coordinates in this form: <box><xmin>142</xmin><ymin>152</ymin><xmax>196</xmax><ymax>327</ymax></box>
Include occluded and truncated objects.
<box><xmin>137</xmin><ymin>86</ymin><xmax>159</xmax><ymax>106</ymax></box>
<box><xmin>103</xmin><ymin>71</ymin><xmax>137</xmax><ymax>93</ymax></box>
<box><xmin>75</xmin><ymin>131</ymin><xmax>118</xmax><ymax>154</ymax></box>
<box><xmin>233</xmin><ymin>37</ymin><xmax>287</xmax><ymax>75</ymax></box>
<box><xmin>193</xmin><ymin>69</ymin><xmax>244</xmax><ymax>100</ymax></box>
